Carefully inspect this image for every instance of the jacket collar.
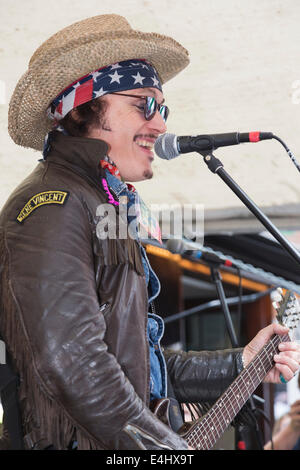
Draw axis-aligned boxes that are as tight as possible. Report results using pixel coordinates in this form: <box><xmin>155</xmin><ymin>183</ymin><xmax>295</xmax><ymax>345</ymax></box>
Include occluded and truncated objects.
<box><xmin>46</xmin><ymin>131</ymin><xmax>109</xmax><ymax>179</ymax></box>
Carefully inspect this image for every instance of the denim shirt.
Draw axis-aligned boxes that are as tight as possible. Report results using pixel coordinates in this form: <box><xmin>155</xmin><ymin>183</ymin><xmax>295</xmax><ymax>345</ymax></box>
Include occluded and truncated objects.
<box><xmin>105</xmin><ymin>170</ymin><xmax>167</xmax><ymax>400</ymax></box>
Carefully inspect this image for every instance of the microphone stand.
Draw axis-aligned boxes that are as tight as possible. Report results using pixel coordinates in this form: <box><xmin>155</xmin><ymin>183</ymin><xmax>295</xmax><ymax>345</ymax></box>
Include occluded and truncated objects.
<box><xmin>209</xmin><ymin>265</ymin><xmax>239</xmax><ymax>348</ymax></box>
<box><xmin>200</xmin><ymin>151</ymin><xmax>300</xmax><ymax>265</ymax></box>
<box><xmin>196</xmin><ymin>149</ymin><xmax>296</xmax><ymax>450</ymax></box>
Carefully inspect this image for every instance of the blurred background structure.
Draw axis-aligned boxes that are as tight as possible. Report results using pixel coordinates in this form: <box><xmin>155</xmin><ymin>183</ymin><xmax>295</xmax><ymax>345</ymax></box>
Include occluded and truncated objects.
<box><xmin>1</xmin><ymin>0</ymin><xmax>300</xmax><ymax>216</ymax></box>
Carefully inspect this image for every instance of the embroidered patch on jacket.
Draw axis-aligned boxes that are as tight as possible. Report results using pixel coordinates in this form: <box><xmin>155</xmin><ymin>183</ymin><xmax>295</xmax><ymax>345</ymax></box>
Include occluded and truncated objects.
<box><xmin>16</xmin><ymin>191</ymin><xmax>69</xmax><ymax>223</ymax></box>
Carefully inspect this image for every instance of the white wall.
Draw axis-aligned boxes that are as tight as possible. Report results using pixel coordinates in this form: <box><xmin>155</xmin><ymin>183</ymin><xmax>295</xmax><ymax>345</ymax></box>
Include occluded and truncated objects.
<box><xmin>1</xmin><ymin>0</ymin><xmax>300</xmax><ymax>212</ymax></box>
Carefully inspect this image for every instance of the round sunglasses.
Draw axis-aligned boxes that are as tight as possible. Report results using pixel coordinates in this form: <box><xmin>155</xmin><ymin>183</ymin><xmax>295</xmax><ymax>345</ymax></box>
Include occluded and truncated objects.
<box><xmin>110</xmin><ymin>92</ymin><xmax>169</xmax><ymax>123</ymax></box>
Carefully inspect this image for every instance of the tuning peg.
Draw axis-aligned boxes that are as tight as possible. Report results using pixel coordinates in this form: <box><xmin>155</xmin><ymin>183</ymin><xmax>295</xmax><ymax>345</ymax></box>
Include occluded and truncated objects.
<box><xmin>271</xmin><ymin>290</ymin><xmax>283</xmax><ymax>302</ymax></box>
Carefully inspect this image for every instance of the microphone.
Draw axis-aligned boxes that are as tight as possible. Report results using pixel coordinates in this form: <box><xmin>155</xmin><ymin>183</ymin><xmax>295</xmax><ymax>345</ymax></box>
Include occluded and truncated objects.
<box><xmin>166</xmin><ymin>239</ymin><xmax>234</xmax><ymax>268</ymax></box>
<box><xmin>154</xmin><ymin>131</ymin><xmax>274</xmax><ymax>160</ymax></box>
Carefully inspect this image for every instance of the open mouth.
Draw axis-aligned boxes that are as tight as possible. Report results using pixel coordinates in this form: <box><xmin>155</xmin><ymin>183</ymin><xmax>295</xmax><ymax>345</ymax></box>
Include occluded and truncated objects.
<box><xmin>135</xmin><ymin>139</ymin><xmax>154</xmax><ymax>150</ymax></box>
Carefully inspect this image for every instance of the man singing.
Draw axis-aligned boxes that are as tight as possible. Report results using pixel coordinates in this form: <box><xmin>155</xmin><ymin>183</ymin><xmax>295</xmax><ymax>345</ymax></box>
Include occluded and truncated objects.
<box><xmin>0</xmin><ymin>14</ymin><xmax>299</xmax><ymax>450</ymax></box>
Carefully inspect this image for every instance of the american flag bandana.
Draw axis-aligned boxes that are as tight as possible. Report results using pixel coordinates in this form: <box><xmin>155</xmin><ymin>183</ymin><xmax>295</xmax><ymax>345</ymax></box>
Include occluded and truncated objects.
<box><xmin>47</xmin><ymin>59</ymin><xmax>162</xmax><ymax>121</ymax></box>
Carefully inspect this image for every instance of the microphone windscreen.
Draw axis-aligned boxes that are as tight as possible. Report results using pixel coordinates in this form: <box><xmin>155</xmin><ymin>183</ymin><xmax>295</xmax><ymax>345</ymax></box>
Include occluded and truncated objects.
<box><xmin>154</xmin><ymin>134</ymin><xmax>179</xmax><ymax>160</ymax></box>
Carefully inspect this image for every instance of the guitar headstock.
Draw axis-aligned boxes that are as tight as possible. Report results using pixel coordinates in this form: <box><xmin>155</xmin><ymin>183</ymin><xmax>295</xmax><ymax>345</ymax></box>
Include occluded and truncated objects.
<box><xmin>271</xmin><ymin>288</ymin><xmax>300</xmax><ymax>333</ymax></box>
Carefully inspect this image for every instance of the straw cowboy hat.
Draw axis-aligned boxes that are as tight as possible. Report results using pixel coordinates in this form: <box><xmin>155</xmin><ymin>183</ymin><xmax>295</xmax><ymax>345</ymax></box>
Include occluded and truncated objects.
<box><xmin>8</xmin><ymin>14</ymin><xmax>189</xmax><ymax>151</ymax></box>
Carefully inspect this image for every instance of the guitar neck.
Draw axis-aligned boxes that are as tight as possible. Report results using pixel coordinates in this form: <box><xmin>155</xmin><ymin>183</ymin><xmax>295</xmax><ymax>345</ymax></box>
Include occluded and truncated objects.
<box><xmin>183</xmin><ymin>333</ymin><xmax>289</xmax><ymax>450</ymax></box>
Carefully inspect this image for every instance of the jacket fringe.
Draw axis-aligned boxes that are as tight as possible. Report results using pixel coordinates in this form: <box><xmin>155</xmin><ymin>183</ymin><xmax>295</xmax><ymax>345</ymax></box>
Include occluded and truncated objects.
<box><xmin>93</xmin><ymin>235</ymin><xmax>145</xmax><ymax>276</ymax></box>
<box><xmin>0</xmin><ymin>233</ymin><xmax>103</xmax><ymax>450</ymax></box>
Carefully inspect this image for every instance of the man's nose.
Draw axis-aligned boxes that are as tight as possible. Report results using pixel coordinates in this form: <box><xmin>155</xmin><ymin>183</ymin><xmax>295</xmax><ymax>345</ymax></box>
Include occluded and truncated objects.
<box><xmin>148</xmin><ymin>109</ymin><xmax>167</xmax><ymax>134</ymax></box>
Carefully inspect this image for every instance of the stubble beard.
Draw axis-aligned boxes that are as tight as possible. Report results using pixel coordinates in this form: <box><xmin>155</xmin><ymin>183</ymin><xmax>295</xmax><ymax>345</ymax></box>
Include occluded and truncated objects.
<box><xmin>143</xmin><ymin>169</ymin><xmax>153</xmax><ymax>180</ymax></box>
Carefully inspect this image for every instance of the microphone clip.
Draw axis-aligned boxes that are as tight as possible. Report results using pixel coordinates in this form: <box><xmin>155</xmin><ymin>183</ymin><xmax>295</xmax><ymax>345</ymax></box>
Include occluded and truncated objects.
<box><xmin>200</xmin><ymin>151</ymin><xmax>224</xmax><ymax>174</ymax></box>
<box><xmin>190</xmin><ymin>134</ymin><xmax>224</xmax><ymax>174</ymax></box>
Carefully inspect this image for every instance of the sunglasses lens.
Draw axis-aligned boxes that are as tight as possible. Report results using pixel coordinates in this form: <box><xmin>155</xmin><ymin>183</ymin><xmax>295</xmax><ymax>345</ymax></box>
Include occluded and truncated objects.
<box><xmin>145</xmin><ymin>97</ymin><xmax>169</xmax><ymax>122</ymax></box>
<box><xmin>159</xmin><ymin>105</ymin><xmax>169</xmax><ymax>123</ymax></box>
<box><xmin>145</xmin><ymin>97</ymin><xmax>156</xmax><ymax>120</ymax></box>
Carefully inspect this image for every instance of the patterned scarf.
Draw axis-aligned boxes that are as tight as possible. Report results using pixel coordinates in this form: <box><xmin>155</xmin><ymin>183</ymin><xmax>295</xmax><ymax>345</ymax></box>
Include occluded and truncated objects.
<box><xmin>101</xmin><ymin>158</ymin><xmax>162</xmax><ymax>244</ymax></box>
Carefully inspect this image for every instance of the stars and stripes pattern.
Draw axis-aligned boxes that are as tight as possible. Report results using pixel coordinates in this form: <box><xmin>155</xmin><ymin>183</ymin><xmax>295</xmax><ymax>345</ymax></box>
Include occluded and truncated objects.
<box><xmin>47</xmin><ymin>59</ymin><xmax>162</xmax><ymax>121</ymax></box>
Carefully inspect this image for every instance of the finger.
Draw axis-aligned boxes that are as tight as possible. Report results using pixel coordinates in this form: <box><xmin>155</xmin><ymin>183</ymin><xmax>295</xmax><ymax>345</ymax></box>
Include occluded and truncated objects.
<box><xmin>290</xmin><ymin>405</ymin><xmax>300</xmax><ymax>414</ymax></box>
<box><xmin>290</xmin><ymin>400</ymin><xmax>300</xmax><ymax>410</ymax></box>
<box><xmin>275</xmin><ymin>350</ymin><xmax>300</xmax><ymax>367</ymax></box>
<box><xmin>290</xmin><ymin>417</ymin><xmax>300</xmax><ymax>429</ymax></box>
<box><xmin>253</xmin><ymin>324</ymin><xmax>288</xmax><ymax>345</ymax></box>
<box><xmin>275</xmin><ymin>363</ymin><xmax>297</xmax><ymax>382</ymax></box>
<box><xmin>291</xmin><ymin>422</ymin><xmax>300</xmax><ymax>431</ymax></box>
<box><xmin>274</xmin><ymin>353</ymin><xmax>299</xmax><ymax>370</ymax></box>
<box><xmin>278</xmin><ymin>341</ymin><xmax>300</xmax><ymax>352</ymax></box>
<box><xmin>275</xmin><ymin>350</ymin><xmax>300</xmax><ymax>365</ymax></box>
<box><xmin>272</xmin><ymin>324</ymin><xmax>290</xmax><ymax>337</ymax></box>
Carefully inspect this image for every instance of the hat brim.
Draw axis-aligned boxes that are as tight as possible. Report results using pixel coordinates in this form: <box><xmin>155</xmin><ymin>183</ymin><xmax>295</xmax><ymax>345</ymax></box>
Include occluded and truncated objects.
<box><xmin>9</xmin><ymin>30</ymin><xmax>189</xmax><ymax>151</ymax></box>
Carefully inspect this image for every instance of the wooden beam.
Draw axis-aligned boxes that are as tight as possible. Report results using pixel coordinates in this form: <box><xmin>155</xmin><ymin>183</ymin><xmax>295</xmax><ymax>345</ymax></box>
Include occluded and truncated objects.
<box><xmin>145</xmin><ymin>244</ymin><xmax>269</xmax><ymax>292</ymax></box>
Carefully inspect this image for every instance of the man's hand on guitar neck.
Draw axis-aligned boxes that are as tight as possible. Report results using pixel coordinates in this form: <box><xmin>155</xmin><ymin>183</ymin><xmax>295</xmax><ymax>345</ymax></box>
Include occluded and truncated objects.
<box><xmin>242</xmin><ymin>323</ymin><xmax>300</xmax><ymax>384</ymax></box>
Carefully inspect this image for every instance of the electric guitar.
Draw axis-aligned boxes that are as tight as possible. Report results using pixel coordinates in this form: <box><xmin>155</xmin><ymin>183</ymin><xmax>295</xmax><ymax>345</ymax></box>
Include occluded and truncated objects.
<box><xmin>152</xmin><ymin>289</ymin><xmax>300</xmax><ymax>450</ymax></box>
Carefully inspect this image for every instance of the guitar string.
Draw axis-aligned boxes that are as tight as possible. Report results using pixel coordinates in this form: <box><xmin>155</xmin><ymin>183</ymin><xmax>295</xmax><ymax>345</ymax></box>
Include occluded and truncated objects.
<box><xmin>187</xmin><ymin>295</ymin><xmax>298</xmax><ymax>448</ymax></box>
<box><xmin>187</xmin><ymin>350</ymin><xmax>272</xmax><ymax>449</ymax></box>
<box><xmin>190</xmin><ymin>334</ymin><xmax>288</xmax><ymax>449</ymax></box>
<box><xmin>187</xmin><ymin>339</ymin><xmax>273</xmax><ymax>448</ymax></box>
<box><xmin>188</xmin><ymin>335</ymin><xmax>280</xmax><ymax>449</ymax></box>
<box><xmin>187</xmin><ymin>333</ymin><xmax>289</xmax><ymax>449</ymax></box>
<box><xmin>193</xmin><ymin>334</ymin><xmax>286</xmax><ymax>449</ymax></box>
<box><xmin>187</xmin><ymin>332</ymin><xmax>288</xmax><ymax>448</ymax></box>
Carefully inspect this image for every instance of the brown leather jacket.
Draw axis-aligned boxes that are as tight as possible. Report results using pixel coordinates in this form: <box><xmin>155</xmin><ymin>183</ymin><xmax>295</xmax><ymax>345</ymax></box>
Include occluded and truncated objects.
<box><xmin>0</xmin><ymin>132</ymin><xmax>243</xmax><ymax>450</ymax></box>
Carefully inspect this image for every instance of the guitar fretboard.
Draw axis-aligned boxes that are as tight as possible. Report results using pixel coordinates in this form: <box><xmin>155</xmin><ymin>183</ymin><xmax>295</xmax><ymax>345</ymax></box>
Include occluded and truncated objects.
<box><xmin>185</xmin><ymin>333</ymin><xmax>289</xmax><ymax>450</ymax></box>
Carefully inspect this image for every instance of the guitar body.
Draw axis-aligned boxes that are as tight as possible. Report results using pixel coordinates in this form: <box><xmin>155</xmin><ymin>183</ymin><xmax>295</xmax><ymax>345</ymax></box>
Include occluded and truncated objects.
<box><xmin>150</xmin><ymin>398</ymin><xmax>171</xmax><ymax>427</ymax></box>
<box><xmin>151</xmin><ymin>398</ymin><xmax>201</xmax><ymax>438</ymax></box>
<box><xmin>151</xmin><ymin>397</ymin><xmax>188</xmax><ymax>431</ymax></box>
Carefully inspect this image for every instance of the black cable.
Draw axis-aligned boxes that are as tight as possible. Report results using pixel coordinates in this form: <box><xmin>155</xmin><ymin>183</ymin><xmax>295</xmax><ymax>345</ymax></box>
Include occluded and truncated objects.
<box><xmin>164</xmin><ymin>287</ymin><xmax>276</xmax><ymax>324</ymax></box>
<box><xmin>254</xmin><ymin>407</ymin><xmax>274</xmax><ymax>450</ymax></box>
<box><xmin>273</xmin><ymin>134</ymin><xmax>300</xmax><ymax>173</ymax></box>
